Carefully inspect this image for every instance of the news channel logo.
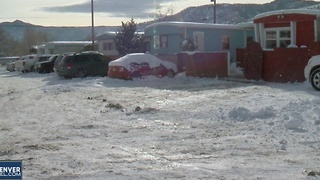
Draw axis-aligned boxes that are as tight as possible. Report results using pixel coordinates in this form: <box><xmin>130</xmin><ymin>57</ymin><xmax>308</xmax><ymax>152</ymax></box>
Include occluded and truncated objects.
<box><xmin>0</xmin><ymin>161</ymin><xmax>22</xmax><ymax>180</ymax></box>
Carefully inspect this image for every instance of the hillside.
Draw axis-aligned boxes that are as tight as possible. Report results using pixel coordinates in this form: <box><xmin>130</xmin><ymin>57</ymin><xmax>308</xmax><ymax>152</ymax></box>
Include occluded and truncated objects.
<box><xmin>164</xmin><ymin>0</ymin><xmax>320</xmax><ymax>24</ymax></box>
<box><xmin>0</xmin><ymin>20</ymin><xmax>119</xmax><ymax>41</ymax></box>
<box><xmin>1</xmin><ymin>0</ymin><xmax>320</xmax><ymax>41</ymax></box>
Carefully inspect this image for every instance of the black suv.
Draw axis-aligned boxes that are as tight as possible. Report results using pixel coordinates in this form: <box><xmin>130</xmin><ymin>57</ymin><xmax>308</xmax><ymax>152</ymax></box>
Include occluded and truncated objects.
<box><xmin>56</xmin><ymin>51</ymin><xmax>111</xmax><ymax>78</ymax></box>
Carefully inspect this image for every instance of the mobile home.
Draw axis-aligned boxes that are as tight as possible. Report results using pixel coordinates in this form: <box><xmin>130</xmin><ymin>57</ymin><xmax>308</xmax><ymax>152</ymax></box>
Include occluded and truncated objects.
<box><xmin>144</xmin><ymin>21</ymin><xmax>254</xmax><ymax>63</ymax></box>
<box><xmin>95</xmin><ymin>31</ymin><xmax>119</xmax><ymax>57</ymax></box>
<box><xmin>36</xmin><ymin>41</ymin><xmax>92</xmax><ymax>54</ymax></box>
<box><xmin>238</xmin><ymin>9</ymin><xmax>320</xmax><ymax>82</ymax></box>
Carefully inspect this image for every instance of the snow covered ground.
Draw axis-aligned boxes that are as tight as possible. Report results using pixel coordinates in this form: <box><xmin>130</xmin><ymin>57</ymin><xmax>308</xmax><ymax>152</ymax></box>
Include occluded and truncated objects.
<box><xmin>1</xmin><ymin>66</ymin><xmax>320</xmax><ymax>180</ymax></box>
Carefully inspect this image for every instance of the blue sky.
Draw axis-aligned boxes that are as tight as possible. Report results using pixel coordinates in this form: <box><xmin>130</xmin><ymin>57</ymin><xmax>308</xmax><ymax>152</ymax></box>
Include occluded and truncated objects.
<box><xmin>0</xmin><ymin>0</ymin><xmax>311</xmax><ymax>26</ymax></box>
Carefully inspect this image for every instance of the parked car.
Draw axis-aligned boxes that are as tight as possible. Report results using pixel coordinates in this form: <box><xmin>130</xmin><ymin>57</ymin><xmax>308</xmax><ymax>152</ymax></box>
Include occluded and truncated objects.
<box><xmin>108</xmin><ymin>53</ymin><xmax>177</xmax><ymax>80</ymax></box>
<box><xmin>53</xmin><ymin>53</ymin><xmax>74</xmax><ymax>73</ymax></box>
<box><xmin>15</xmin><ymin>54</ymin><xmax>51</xmax><ymax>73</ymax></box>
<box><xmin>304</xmin><ymin>55</ymin><xmax>320</xmax><ymax>91</ymax></box>
<box><xmin>14</xmin><ymin>55</ymin><xmax>35</xmax><ymax>72</ymax></box>
<box><xmin>35</xmin><ymin>54</ymin><xmax>59</xmax><ymax>73</ymax></box>
<box><xmin>56</xmin><ymin>51</ymin><xmax>110</xmax><ymax>78</ymax></box>
<box><xmin>6</xmin><ymin>61</ymin><xmax>16</xmax><ymax>72</ymax></box>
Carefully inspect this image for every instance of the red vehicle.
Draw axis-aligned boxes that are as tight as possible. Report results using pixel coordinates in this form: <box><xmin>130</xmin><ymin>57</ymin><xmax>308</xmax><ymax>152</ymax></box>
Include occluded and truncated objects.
<box><xmin>108</xmin><ymin>53</ymin><xmax>177</xmax><ymax>80</ymax></box>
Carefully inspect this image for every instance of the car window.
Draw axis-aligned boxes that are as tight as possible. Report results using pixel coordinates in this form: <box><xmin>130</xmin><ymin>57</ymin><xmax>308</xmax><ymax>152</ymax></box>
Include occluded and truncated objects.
<box><xmin>74</xmin><ymin>55</ymin><xmax>87</xmax><ymax>63</ymax></box>
<box><xmin>48</xmin><ymin>55</ymin><xmax>58</xmax><ymax>62</ymax></box>
<box><xmin>38</xmin><ymin>57</ymin><xmax>49</xmax><ymax>62</ymax></box>
<box><xmin>55</xmin><ymin>55</ymin><xmax>64</xmax><ymax>63</ymax></box>
<box><xmin>61</xmin><ymin>56</ymin><xmax>73</xmax><ymax>63</ymax></box>
<box><xmin>22</xmin><ymin>56</ymin><xmax>34</xmax><ymax>60</ymax></box>
<box><xmin>92</xmin><ymin>55</ymin><xmax>103</xmax><ymax>62</ymax></box>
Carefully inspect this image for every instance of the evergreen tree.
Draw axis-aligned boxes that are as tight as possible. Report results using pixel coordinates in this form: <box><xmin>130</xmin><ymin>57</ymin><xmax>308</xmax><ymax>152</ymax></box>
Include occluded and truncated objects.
<box><xmin>114</xmin><ymin>19</ymin><xmax>144</xmax><ymax>55</ymax></box>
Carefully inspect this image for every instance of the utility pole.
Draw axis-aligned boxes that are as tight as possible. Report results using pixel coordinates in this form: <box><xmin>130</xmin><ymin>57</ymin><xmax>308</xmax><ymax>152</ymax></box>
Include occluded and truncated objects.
<box><xmin>211</xmin><ymin>0</ymin><xmax>216</xmax><ymax>23</ymax></box>
<box><xmin>91</xmin><ymin>0</ymin><xmax>95</xmax><ymax>50</ymax></box>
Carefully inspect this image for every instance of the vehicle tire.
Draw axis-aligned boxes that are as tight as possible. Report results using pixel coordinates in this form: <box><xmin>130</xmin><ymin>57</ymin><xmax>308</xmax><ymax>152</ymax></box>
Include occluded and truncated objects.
<box><xmin>310</xmin><ymin>68</ymin><xmax>320</xmax><ymax>91</ymax></box>
<box><xmin>30</xmin><ymin>66</ymin><xmax>34</xmax><ymax>72</ymax></box>
<box><xmin>76</xmin><ymin>69</ymin><xmax>86</xmax><ymax>78</ymax></box>
<box><xmin>166</xmin><ymin>70</ymin><xmax>175</xmax><ymax>78</ymax></box>
<box><xmin>43</xmin><ymin>68</ymin><xmax>50</xmax><ymax>74</ymax></box>
<box><xmin>131</xmin><ymin>71</ymin><xmax>141</xmax><ymax>80</ymax></box>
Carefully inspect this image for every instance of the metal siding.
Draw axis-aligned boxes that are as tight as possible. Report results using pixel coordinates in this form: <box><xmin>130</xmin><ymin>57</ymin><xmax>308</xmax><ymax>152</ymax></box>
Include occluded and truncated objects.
<box><xmin>145</xmin><ymin>25</ymin><xmax>182</xmax><ymax>55</ymax></box>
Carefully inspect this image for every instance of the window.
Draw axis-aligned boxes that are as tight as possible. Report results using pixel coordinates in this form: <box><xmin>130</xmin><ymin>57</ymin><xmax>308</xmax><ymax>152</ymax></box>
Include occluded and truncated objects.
<box><xmin>103</xmin><ymin>42</ymin><xmax>114</xmax><ymax>51</ymax></box>
<box><xmin>74</xmin><ymin>55</ymin><xmax>83</xmax><ymax>62</ymax></box>
<box><xmin>153</xmin><ymin>35</ymin><xmax>168</xmax><ymax>49</ymax></box>
<box><xmin>266</xmin><ymin>31</ymin><xmax>277</xmax><ymax>49</ymax></box>
<box><xmin>91</xmin><ymin>55</ymin><xmax>102</xmax><ymax>62</ymax></box>
<box><xmin>279</xmin><ymin>30</ymin><xmax>291</xmax><ymax>48</ymax></box>
<box><xmin>144</xmin><ymin>37</ymin><xmax>151</xmax><ymax>52</ymax></box>
<box><xmin>160</xmin><ymin>35</ymin><xmax>168</xmax><ymax>48</ymax></box>
<box><xmin>265</xmin><ymin>28</ymin><xmax>291</xmax><ymax>49</ymax></box>
<box><xmin>153</xmin><ymin>35</ymin><xmax>160</xmax><ymax>49</ymax></box>
<box><xmin>317</xmin><ymin>19</ymin><xmax>320</xmax><ymax>41</ymax></box>
<box><xmin>222</xmin><ymin>36</ymin><xmax>230</xmax><ymax>50</ymax></box>
<box><xmin>246</xmin><ymin>36</ymin><xmax>254</xmax><ymax>46</ymax></box>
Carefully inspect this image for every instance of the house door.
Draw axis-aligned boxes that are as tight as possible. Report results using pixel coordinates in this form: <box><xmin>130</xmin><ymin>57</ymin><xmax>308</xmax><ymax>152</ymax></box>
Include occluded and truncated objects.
<box><xmin>244</xmin><ymin>42</ymin><xmax>263</xmax><ymax>80</ymax></box>
<box><xmin>193</xmin><ymin>31</ymin><xmax>205</xmax><ymax>52</ymax></box>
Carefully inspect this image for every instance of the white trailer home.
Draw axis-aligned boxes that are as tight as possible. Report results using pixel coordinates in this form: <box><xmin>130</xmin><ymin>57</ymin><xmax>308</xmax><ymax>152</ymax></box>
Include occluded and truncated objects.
<box><xmin>35</xmin><ymin>41</ymin><xmax>92</xmax><ymax>54</ymax></box>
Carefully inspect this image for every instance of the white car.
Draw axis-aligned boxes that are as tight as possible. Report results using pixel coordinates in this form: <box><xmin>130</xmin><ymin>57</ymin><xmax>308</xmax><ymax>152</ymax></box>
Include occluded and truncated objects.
<box><xmin>304</xmin><ymin>55</ymin><xmax>320</xmax><ymax>91</ymax></box>
<box><xmin>15</xmin><ymin>54</ymin><xmax>51</xmax><ymax>73</ymax></box>
<box><xmin>6</xmin><ymin>61</ymin><xmax>16</xmax><ymax>72</ymax></box>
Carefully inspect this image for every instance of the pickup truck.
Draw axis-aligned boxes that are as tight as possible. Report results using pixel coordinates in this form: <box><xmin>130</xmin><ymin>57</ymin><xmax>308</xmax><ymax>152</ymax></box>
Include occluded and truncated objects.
<box><xmin>15</xmin><ymin>54</ymin><xmax>52</xmax><ymax>73</ymax></box>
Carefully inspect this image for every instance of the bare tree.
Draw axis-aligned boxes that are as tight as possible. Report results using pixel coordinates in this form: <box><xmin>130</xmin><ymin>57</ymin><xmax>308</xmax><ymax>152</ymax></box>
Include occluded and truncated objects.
<box><xmin>0</xmin><ymin>28</ymin><xmax>19</xmax><ymax>56</ymax></box>
<box><xmin>155</xmin><ymin>4</ymin><xmax>175</xmax><ymax>20</ymax></box>
<box><xmin>17</xmin><ymin>28</ymin><xmax>52</xmax><ymax>55</ymax></box>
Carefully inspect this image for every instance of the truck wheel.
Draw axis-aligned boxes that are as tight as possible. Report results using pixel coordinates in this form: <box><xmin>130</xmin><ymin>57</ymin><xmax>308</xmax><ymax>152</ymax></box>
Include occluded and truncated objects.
<box><xmin>76</xmin><ymin>69</ymin><xmax>86</xmax><ymax>78</ymax></box>
<box><xmin>310</xmin><ymin>68</ymin><xmax>320</xmax><ymax>91</ymax></box>
<box><xmin>131</xmin><ymin>71</ymin><xmax>141</xmax><ymax>80</ymax></box>
<box><xmin>166</xmin><ymin>70</ymin><xmax>175</xmax><ymax>78</ymax></box>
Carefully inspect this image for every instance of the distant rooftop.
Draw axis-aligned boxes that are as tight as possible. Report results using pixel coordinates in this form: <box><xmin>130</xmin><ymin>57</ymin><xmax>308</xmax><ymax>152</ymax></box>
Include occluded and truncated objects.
<box><xmin>145</xmin><ymin>21</ymin><xmax>252</xmax><ymax>30</ymax></box>
<box><xmin>254</xmin><ymin>9</ymin><xmax>320</xmax><ymax>20</ymax></box>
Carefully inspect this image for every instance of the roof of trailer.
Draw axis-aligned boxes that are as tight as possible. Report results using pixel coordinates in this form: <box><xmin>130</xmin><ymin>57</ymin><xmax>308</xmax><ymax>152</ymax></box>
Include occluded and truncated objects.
<box><xmin>145</xmin><ymin>21</ymin><xmax>251</xmax><ymax>30</ymax></box>
<box><xmin>254</xmin><ymin>9</ymin><xmax>320</xmax><ymax>20</ymax></box>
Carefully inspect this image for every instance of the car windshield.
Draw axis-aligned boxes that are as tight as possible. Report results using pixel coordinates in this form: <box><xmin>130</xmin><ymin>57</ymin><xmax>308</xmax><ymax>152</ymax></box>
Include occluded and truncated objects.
<box><xmin>48</xmin><ymin>55</ymin><xmax>58</xmax><ymax>62</ymax></box>
<box><xmin>20</xmin><ymin>55</ymin><xmax>33</xmax><ymax>60</ymax></box>
<box><xmin>38</xmin><ymin>56</ymin><xmax>50</xmax><ymax>62</ymax></box>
